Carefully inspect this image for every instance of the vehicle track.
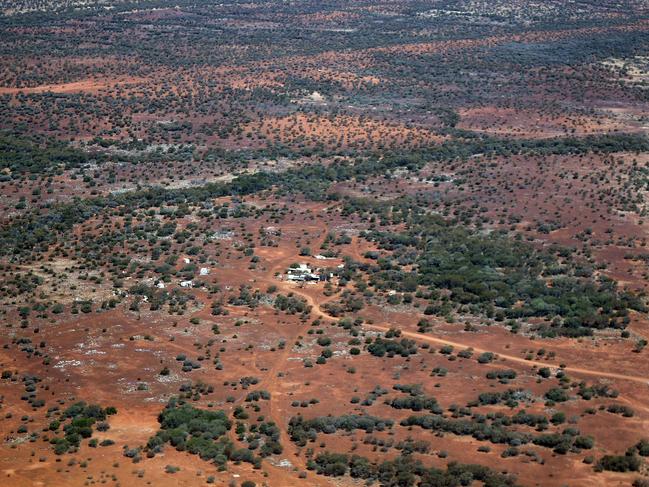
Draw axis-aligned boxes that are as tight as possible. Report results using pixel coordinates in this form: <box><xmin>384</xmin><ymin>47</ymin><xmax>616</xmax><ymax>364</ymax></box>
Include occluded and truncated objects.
<box><xmin>271</xmin><ymin>268</ymin><xmax>649</xmax><ymax>386</ymax></box>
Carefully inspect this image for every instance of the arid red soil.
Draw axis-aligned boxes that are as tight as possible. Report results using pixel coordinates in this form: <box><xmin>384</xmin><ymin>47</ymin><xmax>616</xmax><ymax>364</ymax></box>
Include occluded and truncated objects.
<box><xmin>3</xmin><ymin>1</ymin><xmax>649</xmax><ymax>486</ymax></box>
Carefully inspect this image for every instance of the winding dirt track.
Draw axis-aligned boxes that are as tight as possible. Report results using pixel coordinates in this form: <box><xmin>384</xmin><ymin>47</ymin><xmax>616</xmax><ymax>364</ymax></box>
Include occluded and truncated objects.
<box><xmin>235</xmin><ymin>244</ymin><xmax>649</xmax><ymax>485</ymax></box>
<box><xmin>264</xmin><ymin>250</ymin><xmax>649</xmax><ymax>386</ymax></box>
<box><xmin>366</xmin><ymin>324</ymin><xmax>649</xmax><ymax>385</ymax></box>
<box><xmin>255</xmin><ymin>317</ymin><xmax>331</xmax><ymax>487</ymax></box>
<box><xmin>225</xmin><ymin>249</ymin><xmax>331</xmax><ymax>486</ymax></box>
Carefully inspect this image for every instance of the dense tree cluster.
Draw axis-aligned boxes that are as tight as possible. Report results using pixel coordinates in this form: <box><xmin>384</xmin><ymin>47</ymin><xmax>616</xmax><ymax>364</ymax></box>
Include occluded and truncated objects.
<box><xmin>367</xmin><ymin>337</ymin><xmax>418</xmax><ymax>358</ymax></box>
<box><xmin>308</xmin><ymin>451</ymin><xmax>519</xmax><ymax>486</ymax></box>
<box><xmin>0</xmin><ymin>131</ymin><xmax>102</xmax><ymax>175</ymax></box>
<box><xmin>288</xmin><ymin>414</ymin><xmax>393</xmax><ymax>446</ymax></box>
<box><xmin>401</xmin><ymin>413</ymin><xmax>594</xmax><ymax>455</ymax></box>
<box><xmin>144</xmin><ymin>398</ymin><xmax>262</xmax><ymax>468</ymax></box>
<box><xmin>49</xmin><ymin>402</ymin><xmax>116</xmax><ymax>455</ymax></box>
<box><xmin>358</xmin><ymin>201</ymin><xmax>645</xmax><ymax>336</ymax></box>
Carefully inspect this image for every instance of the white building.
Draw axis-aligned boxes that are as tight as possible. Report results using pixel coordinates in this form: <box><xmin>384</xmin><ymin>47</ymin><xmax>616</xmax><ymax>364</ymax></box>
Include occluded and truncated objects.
<box><xmin>287</xmin><ymin>264</ymin><xmax>319</xmax><ymax>282</ymax></box>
